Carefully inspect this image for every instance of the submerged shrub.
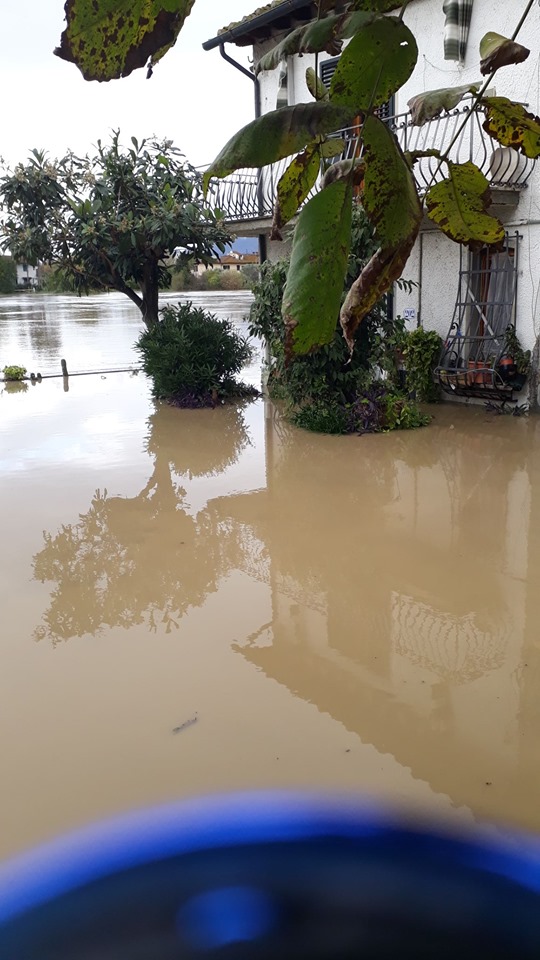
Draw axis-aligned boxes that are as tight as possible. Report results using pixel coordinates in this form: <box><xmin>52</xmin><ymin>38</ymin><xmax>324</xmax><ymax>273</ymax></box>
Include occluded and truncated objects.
<box><xmin>136</xmin><ymin>302</ymin><xmax>253</xmax><ymax>405</ymax></box>
<box><xmin>292</xmin><ymin>402</ymin><xmax>348</xmax><ymax>435</ymax></box>
<box><xmin>3</xmin><ymin>364</ymin><xmax>27</xmax><ymax>381</ymax></box>
<box><xmin>293</xmin><ymin>385</ymin><xmax>430</xmax><ymax>436</ymax></box>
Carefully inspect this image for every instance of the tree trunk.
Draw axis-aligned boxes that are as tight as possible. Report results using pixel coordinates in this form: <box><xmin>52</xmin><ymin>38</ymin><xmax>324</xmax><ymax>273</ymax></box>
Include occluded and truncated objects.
<box><xmin>141</xmin><ymin>261</ymin><xmax>160</xmax><ymax>328</ymax></box>
<box><xmin>114</xmin><ymin>278</ymin><xmax>144</xmax><ymax>317</ymax></box>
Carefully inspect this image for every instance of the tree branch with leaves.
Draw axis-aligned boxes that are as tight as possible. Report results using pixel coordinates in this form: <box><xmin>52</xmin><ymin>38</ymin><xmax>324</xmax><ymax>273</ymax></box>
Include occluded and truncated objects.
<box><xmin>0</xmin><ymin>133</ymin><xmax>231</xmax><ymax>327</ymax></box>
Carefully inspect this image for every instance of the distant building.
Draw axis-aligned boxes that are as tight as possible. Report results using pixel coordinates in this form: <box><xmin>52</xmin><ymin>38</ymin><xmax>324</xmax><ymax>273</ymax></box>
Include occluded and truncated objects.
<box><xmin>16</xmin><ymin>263</ymin><xmax>39</xmax><ymax>289</ymax></box>
<box><xmin>195</xmin><ymin>252</ymin><xmax>260</xmax><ymax>275</ymax></box>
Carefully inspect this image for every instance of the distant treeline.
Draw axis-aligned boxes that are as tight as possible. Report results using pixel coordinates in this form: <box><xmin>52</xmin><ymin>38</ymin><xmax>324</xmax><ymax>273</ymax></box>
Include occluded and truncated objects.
<box><xmin>36</xmin><ymin>262</ymin><xmax>259</xmax><ymax>295</ymax></box>
<box><xmin>0</xmin><ymin>256</ymin><xmax>17</xmax><ymax>294</ymax></box>
<box><xmin>170</xmin><ymin>263</ymin><xmax>259</xmax><ymax>293</ymax></box>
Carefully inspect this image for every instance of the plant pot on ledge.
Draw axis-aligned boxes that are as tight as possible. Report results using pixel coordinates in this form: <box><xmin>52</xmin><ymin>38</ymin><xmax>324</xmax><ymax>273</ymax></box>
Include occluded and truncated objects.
<box><xmin>497</xmin><ymin>355</ymin><xmax>517</xmax><ymax>382</ymax></box>
<box><xmin>467</xmin><ymin>360</ymin><xmax>492</xmax><ymax>386</ymax></box>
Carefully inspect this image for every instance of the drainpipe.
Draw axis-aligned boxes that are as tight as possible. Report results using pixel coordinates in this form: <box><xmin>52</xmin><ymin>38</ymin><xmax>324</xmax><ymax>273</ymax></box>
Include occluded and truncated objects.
<box><xmin>218</xmin><ymin>43</ymin><xmax>267</xmax><ymax>269</ymax></box>
<box><xmin>418</xmin><ymin>232</ymin><xmax>424</xmax><ymax>328</ymax></box>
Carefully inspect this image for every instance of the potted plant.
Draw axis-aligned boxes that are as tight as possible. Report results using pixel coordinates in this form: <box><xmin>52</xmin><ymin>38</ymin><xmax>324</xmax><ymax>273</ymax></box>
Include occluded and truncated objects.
<box><xmin>497</xmin><ymin>326</ymin><xmax>531</xmax><ymax>387</ymax></box>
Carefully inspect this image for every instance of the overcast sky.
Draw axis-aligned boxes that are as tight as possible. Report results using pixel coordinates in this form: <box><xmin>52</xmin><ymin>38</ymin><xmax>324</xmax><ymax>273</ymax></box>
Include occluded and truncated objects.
<box><xmin>1</xmin><ymin>1</ymin><xmax>260</xmax><ymax>169</ymax></box>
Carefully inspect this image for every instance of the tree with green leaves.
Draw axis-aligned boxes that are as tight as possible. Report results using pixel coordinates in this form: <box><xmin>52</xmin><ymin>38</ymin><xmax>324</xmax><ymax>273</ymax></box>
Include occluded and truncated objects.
<box><xmin>36</xmin><ymin>1</ymin><xmax>540</xmax><ymax>349</ymax></box>
<box><xmin>0</xmin><ymin>133</ymin><xmax>231</xmax><ymax>327</ymax></box>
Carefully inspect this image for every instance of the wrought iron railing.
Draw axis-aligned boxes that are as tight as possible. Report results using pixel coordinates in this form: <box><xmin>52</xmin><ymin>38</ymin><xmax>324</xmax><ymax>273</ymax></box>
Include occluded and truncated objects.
<box><xmin>202</xmin><ymin>102</ymin><xmax>534</xmax><ymax>224</ymax></box>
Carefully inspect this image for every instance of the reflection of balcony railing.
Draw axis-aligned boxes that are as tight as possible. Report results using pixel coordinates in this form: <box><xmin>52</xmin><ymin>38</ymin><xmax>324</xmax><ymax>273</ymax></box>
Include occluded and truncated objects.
<box><xmin>203</xmin><ymin>102</ymin><xmax>534</xmax><ymax>225</ymax></box>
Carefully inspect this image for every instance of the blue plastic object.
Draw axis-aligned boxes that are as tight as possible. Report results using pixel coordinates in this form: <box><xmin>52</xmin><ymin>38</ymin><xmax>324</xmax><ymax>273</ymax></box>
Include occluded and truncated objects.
<box><xmin>1</xmin><ymin>792</ymin><xmax>540</xmax><ymax>958</ymax></box>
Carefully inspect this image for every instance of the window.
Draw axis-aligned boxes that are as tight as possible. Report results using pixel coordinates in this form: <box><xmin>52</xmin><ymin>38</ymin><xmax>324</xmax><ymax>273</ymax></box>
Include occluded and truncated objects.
<box><xmin>468</xmin><ymin>244</ymin><xmax>517</xmax><ymax>343</ymax></box>
<box><xmin>319</xmin><ymin>57</ymin><xmax>394</xmax><ymax>167</ymax></box>
<box><xmin>436</xmin><ymin>232</ymin><xmax>521</xmax><ymax>397</ymax></box>
<box><xmin>320</xmin><ymin>57</ymin><xmax>339</xmax><ymax>89</ymax></box>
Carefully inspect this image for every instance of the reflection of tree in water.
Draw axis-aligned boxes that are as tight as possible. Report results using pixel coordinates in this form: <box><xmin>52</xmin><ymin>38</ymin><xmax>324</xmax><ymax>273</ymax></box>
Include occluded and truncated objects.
<box><xmin>2</xmin><ymin>381</ymin><xmax>28</xmax><ymax>394</ymax></box>
<box><xmin>33</xmin><ymin>404</ymin><xmax>250</xmax><ymax>645</ymax></box>
<box><xmin>146</xmin><ymin>403</ymin><xmax>251</xmax><ymax>479</ymax></box>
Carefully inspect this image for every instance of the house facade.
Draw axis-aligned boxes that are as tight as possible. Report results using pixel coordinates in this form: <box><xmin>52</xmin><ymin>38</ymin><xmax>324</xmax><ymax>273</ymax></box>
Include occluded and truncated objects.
<box><xmin>204</xmin><ymin>1</ymin><xmax>540</xmax><ymax>402</ymax></box>
<box><xmin>16</xmin><ymin>262</ymin><xmax>39</xmax><ymax>289</ymax></box>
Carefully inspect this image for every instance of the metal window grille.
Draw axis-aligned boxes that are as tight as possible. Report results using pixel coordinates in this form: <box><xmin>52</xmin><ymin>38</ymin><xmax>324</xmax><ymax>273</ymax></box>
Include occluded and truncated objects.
<box><xmin>435</xmin><ymin>231</ymin><xmax>525</xmax><ymax>400</ymax></box>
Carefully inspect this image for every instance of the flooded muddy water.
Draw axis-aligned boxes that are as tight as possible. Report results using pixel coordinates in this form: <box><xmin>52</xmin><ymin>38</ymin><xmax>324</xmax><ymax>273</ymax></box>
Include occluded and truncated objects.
<box><xmin>2</xmin><ymin>291</ymin><xmax>540</xmax><ymax>858</ymax></box>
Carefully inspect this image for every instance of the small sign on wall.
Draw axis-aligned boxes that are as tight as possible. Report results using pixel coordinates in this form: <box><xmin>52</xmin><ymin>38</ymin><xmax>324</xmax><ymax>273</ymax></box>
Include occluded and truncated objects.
<box><xmin>402</xmin><ymin>308</ymin><xmax>417</xmax><ymax>324</ymax></box>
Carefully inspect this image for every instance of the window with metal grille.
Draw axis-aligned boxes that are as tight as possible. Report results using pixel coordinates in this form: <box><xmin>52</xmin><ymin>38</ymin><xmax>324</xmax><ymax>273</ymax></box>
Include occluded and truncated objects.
<box><xmin>435</xmin><ymin>232</ymin><xmax>525</xmax><ymax>399</ymax></box>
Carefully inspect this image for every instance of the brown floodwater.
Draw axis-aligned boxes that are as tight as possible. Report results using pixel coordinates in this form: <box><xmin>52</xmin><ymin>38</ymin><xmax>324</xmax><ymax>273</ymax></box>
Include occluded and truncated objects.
<box><xmin>2</xmin><ymin>310</ymin><xmax>540</xmax><ymax>858</ymax></box>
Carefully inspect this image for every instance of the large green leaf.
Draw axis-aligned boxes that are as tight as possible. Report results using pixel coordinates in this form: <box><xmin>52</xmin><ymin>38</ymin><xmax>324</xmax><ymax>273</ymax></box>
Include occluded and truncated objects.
<box><xmin>203</xmin><ymin>102</ymin><xmax>353</xmax><ymax>193</ymax></box>
<box><xmin>306</xmin><ymin>67</ymin><xmax>328</xmax><ymax>102</ymax></box>
<box><xmin>479</xmin><ymin>33</ymin><xmax>529</xmax><ymax>75</ymax></box>
<box><xmin>362</xmin><ymin>114</ymin><xmax>422</xmax><ymax>246</ymax></box>
<box><xmin>481</xmin><ymin>96</ymin><xmax>540</xmax><ymax>159</ymax></box>
<box><xmin>338</xmin><ymin>111</ymin><xmax>421</xmax><ymax>352</ymax></box>
<box><xmin>283</xmin><ymin>180</ymin><xmax>353</xmax><ymax>356</ymax></box>
<box><xmin>407</xmin><ymin>84</ymin><xmax>478</xmax><ymax>126</ymax></box>
<box><xmin>425</xmin><ymin>161</ymin><xmax>504</xmax><ymax>247</ymax></box>
<box><xmin>255</xmin><ymin>11</ymin><xmax>375</xmax><ymax>74</ymax></box>
<box><xmin>272</xmin><ymin>144</ymin><xmax>321</xmax><ymax>239</ymax></box>
<box><xmin>330</xmin><ymin>16</ymin><xmax>417</xmax><ymax>110</ymax></box>
<box><xmin>340</xmin><ymin>234</ymin><xmax>418</xmax><ymax>352</ymax></box>
<box><xmin>54</xmin><ymin>0</ymin><xmax>195</xmax><ymax>81</ymax></box>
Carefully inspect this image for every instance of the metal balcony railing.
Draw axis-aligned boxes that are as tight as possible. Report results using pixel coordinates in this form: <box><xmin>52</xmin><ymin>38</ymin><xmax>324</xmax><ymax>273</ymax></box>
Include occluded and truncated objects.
<box><xmin>202</xmin><ymin>101</ymin><xmax>534</xmax><ymax>224</ymax></box>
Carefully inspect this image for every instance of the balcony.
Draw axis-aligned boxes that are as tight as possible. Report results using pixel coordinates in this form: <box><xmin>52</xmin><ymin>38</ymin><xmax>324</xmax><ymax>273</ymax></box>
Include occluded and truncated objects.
<box><xmin>202</xmin><ymin>101</ymin><xmax>534</xmax><ymax>228</ymax></box>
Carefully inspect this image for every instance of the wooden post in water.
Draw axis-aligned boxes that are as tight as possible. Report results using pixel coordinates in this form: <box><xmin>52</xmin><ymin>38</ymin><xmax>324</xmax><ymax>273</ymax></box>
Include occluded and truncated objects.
<box><xmin>61</xmin><ymin>358</ymin><xmax>69</xmax><ymax>392</ymax></box>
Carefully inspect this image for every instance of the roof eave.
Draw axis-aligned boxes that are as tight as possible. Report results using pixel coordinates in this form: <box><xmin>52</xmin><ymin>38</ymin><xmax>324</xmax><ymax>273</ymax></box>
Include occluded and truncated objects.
<box><xmin>202</xmin><ymin>0</ymin><xmax>314</xmax><ymax>51</ymax></box>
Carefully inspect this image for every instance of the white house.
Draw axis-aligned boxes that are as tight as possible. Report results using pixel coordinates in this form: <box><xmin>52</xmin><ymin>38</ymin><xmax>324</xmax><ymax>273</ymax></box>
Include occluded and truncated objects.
<box><xmin>16</xmin><ymin>262</ymin><xmax>39</xmax><ymax>289</ymax></box>
<box><xmin>204</xmin><ymin>1</ymin><xmax>540</xmax><ymax>404</ymax></box>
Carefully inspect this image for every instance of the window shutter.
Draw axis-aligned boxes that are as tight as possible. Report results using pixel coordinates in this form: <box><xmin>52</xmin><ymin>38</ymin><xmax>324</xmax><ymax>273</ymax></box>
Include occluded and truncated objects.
<box><xmin>319</xmin><ymin>57</ymin><xmax>394</xmax><ymax>118</ymax></box>
<box><xmin>320</xmin><ymin>57</ymin><xmax>339</xmax><ymax>88</ymax></box>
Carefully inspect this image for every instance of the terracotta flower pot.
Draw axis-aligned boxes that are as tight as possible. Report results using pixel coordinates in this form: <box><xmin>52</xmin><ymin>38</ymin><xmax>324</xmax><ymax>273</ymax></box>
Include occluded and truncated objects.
<box><xmin>497</xmin><ymin>355</ymin><xmax>517</xmax><ymax>382</ymax></box>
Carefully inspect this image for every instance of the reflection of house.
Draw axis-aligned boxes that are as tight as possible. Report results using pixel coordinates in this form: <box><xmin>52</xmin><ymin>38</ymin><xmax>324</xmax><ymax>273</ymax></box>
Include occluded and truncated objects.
<box><xmin>194</xmin><ymin>252</ymin><xmax>260</xmax><ymax>275</ymax></box>
<box><xmin>16</xmin><ymin>263</ymin><xmax>39</xmax><ymax>289</ymax></box>
<box><xmin>32</xmin><ymin>389</ymin><xmax>540</xmax><ymax>827</ymax></box>
<box><xmin>204</xmin><ymin>406</ymin><xmax>540</xmax><ymax>828</ymax></box>
<box><xmin>203</xmin><ymin>2</ymin><xmax>540</xmax><ymax>399</ymax></box>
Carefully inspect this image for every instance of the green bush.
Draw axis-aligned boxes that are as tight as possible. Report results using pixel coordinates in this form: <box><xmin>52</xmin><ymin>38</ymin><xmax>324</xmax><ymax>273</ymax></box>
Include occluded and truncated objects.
<box><xmin>249</xmin><ymin>258</ymin><xmax>384</xmax><ymax>409</ymax></box>
<box><xmin>136</xmin><ymin>302</ymin><xmax>253</xmax><ymax>405</ymax></box>
<box><xmin>293</xmin><ymin>401</ymin><xmax>348</xmax><ymax>434</ymax></box>
<box><xmin>403</xmin><ymin>327</ymin><xmax>442</xmax><ymax>402</ymax></box>
<box><xmin>381</xmin><ymin>390</ymin><xmax>431</xmax><ymax>430</ymax></box>
<box><xmin>293</xmin><ymin>385</ymin><xmax>430</xmax><ymax>436</ymax></box>
<box><xmin>247</xmin><ymin>203</ymin><xmax>429</xmax><ymax>436</ymax></box>
<box><xmin>0</xmin><ymin>256</ymin><xmax>17</xmax><ymax>294</ymax></box>
<box><xmin>3</xmin><ymin>364</ymin><xmax>27</xmax><ymax>381</ymax></box>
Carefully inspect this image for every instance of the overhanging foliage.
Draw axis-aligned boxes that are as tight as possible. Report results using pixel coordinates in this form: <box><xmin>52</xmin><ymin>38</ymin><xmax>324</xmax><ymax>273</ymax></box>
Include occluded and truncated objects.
<box><xmin>52</xmin><ymin>0</ymin><xmax>540</xmax><ymax>356</ymax></box>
